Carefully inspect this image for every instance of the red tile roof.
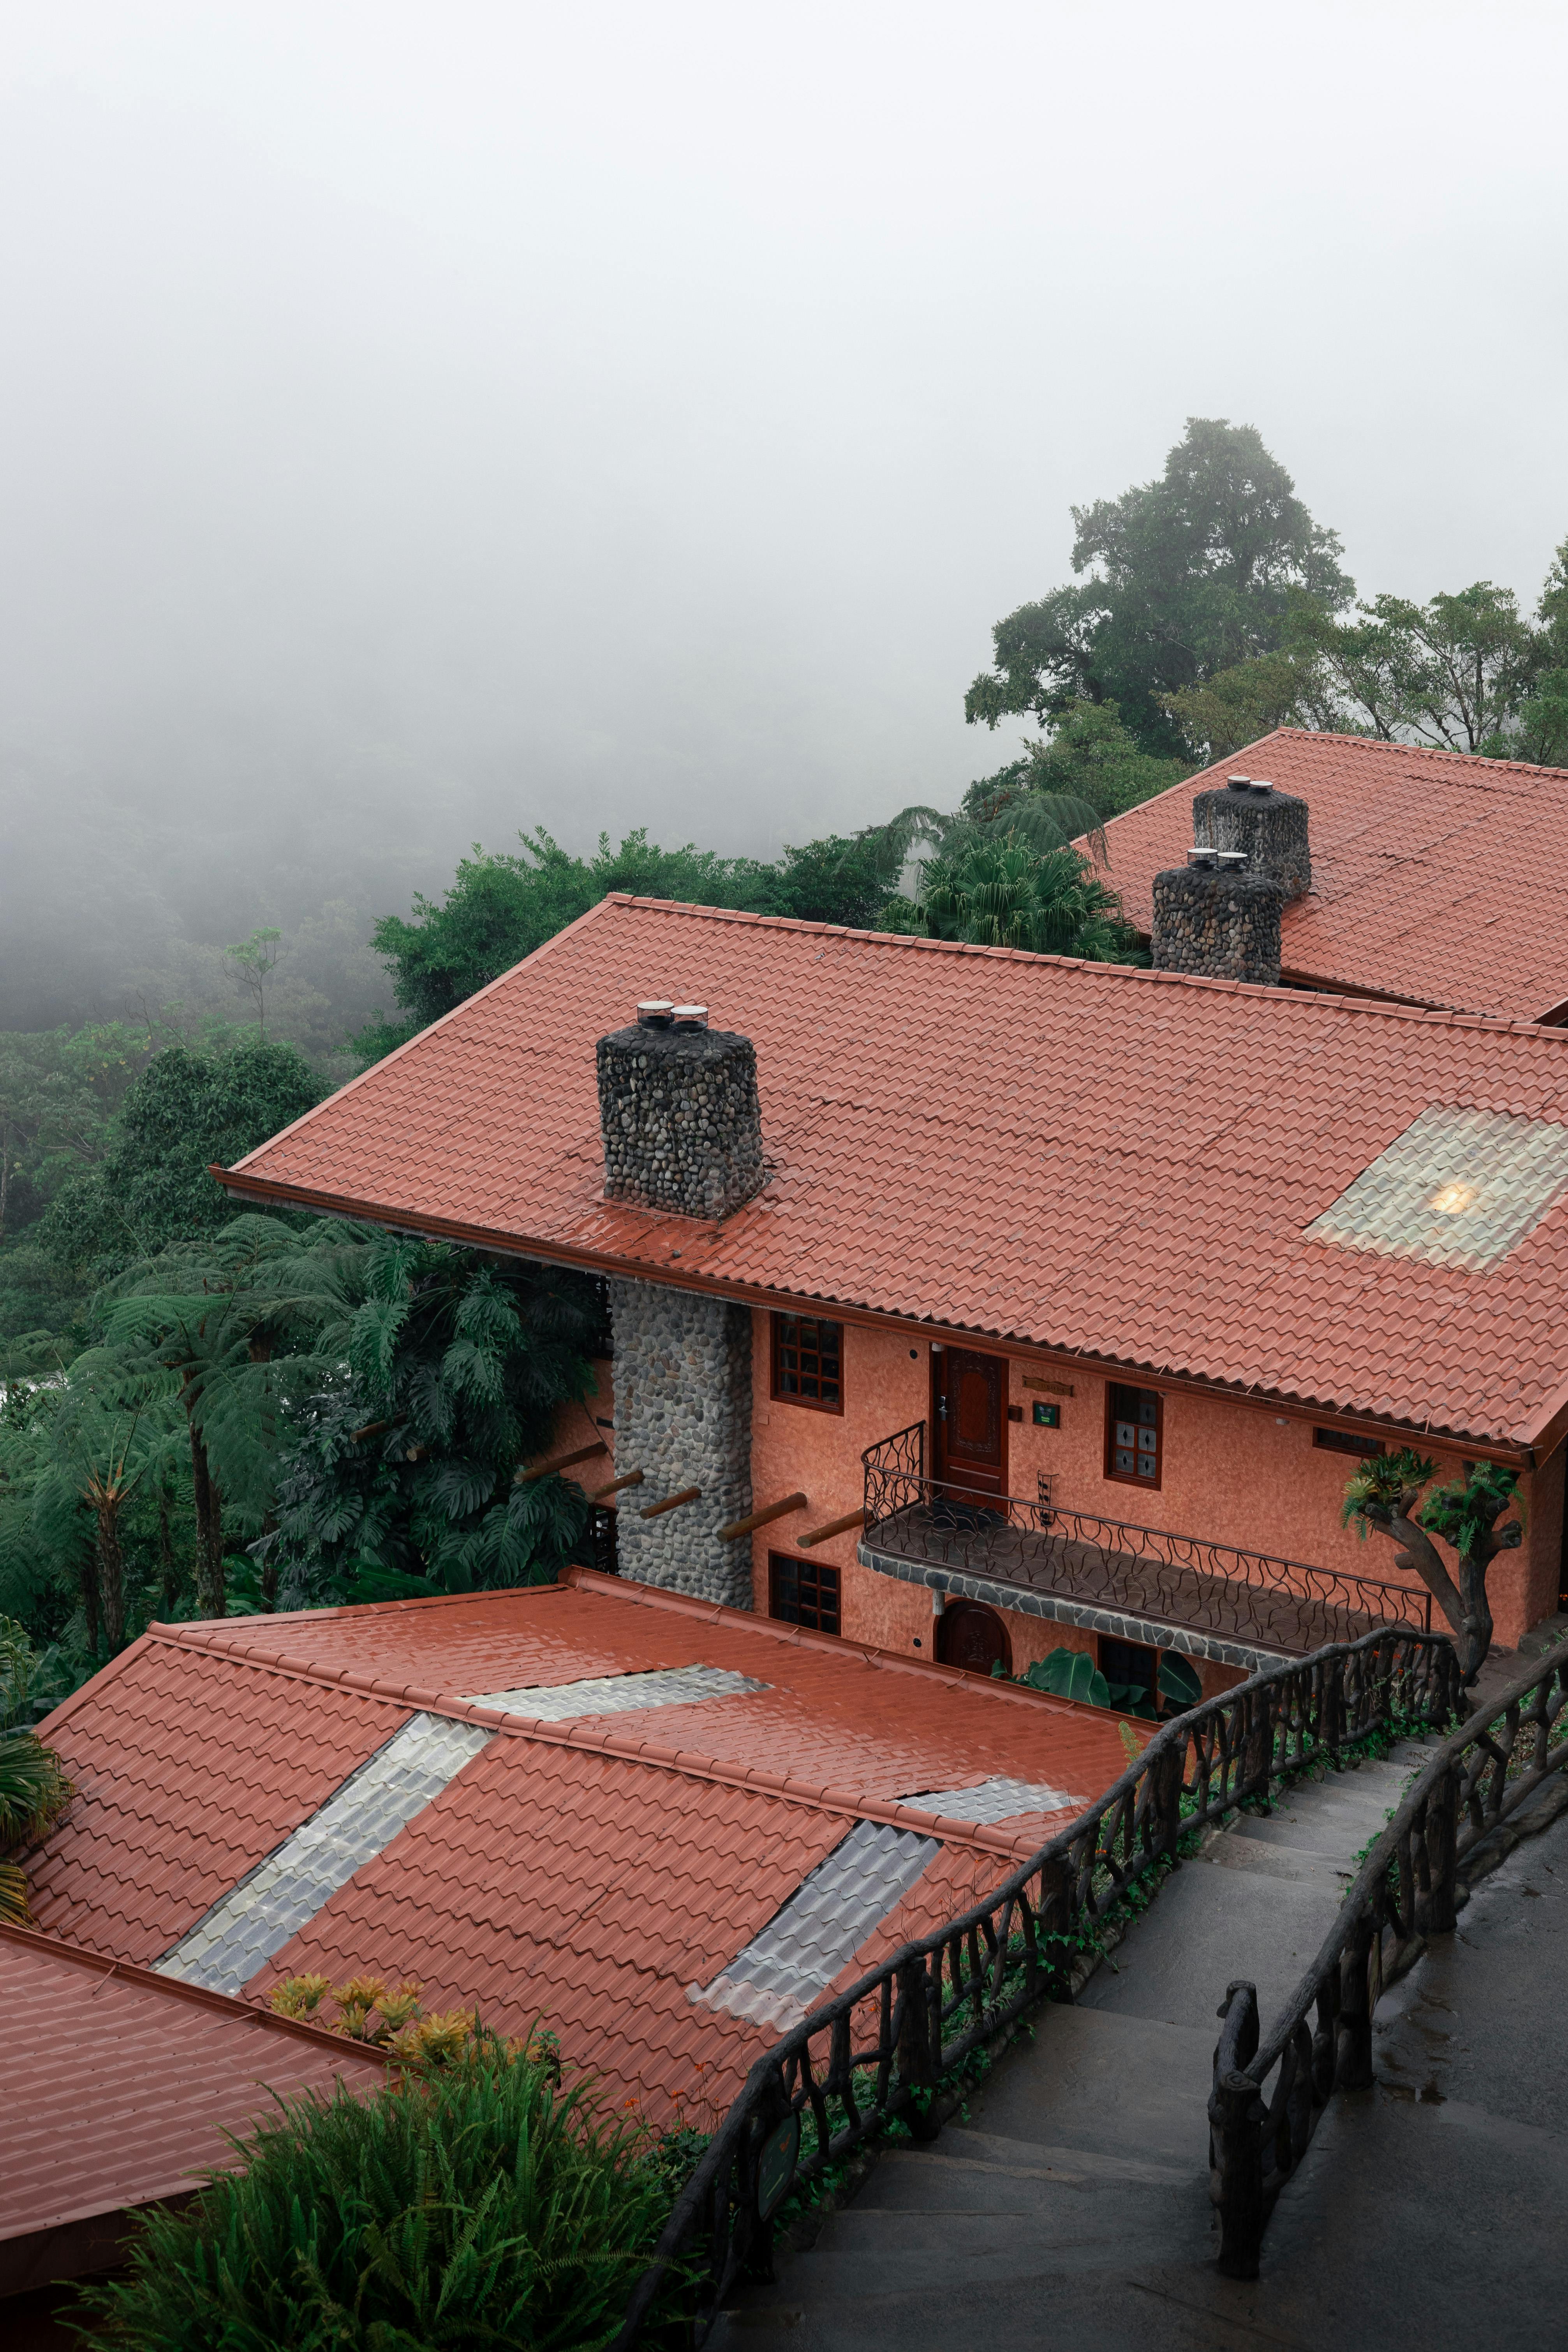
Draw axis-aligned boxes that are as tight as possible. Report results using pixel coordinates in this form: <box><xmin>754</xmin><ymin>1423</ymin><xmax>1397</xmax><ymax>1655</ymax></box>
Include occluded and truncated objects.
<box><xmin>222</xmin><ymin>891</ymin><xmax>1568</xmax><ymax>1452</ymax></box>
<box><xmin>1092</xmin><ymin>729</ymin><xmax>1568</xmax><ymax>1022</ymax></box>
<box><xmin>0</xmin><ymin>1926</ymin><xmax>385</xmax><ymax>2248</ymax></box>
<box><xmin>25</xmin><ymin>1577</ymin><xmax>1130</xmax><ymax>2122</ymax></box>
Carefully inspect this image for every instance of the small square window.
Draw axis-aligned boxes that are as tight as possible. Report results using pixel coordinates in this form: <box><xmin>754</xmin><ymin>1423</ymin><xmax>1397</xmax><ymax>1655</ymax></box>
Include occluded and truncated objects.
<box><xmin>771</xmin><ymin>1313</ymin><xmax>844</xmax><ymax>1414</ymax></box>
<box><xmin>1106</xmin><ymin>1383</ymin><xmax>1162</xmax><ymax>1489</ymax></box>
<box><xmin>768</xmin><ymin>1552</ymin><xmax>840</xmax><ymax>1636</ymax></box>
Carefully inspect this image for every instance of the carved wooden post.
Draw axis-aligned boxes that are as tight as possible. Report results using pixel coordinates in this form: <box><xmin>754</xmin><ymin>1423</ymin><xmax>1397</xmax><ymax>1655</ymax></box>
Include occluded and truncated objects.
<box><xmin>1423</xmin><ymin>1762</ymin><xmax>1459</xmax><ymax>1936</ymax></box>
<box><xmin>895</xmin><ymin>1954</ymin><xmax>941</xmax><ymax>2141</ymax></box>
<box><xmin>1337</xmin><ymin>1915</ymin><xmax>1378</xmax><ymax>2089</ymax></box>
<box><xmin>1152</xmin><ymin>1736</ymin><xmax>1183</xmax><ymax>1864</ymax></box>
<box><xmin>1210</xmin><ymin>1981</ymin><xmax>1264</xmax><ymax>2280</ymax></box>
<box><xmin>1243</xmin><ymin>1684</ymin><xmax>1273</xmax><ymax>1802</ymax></box>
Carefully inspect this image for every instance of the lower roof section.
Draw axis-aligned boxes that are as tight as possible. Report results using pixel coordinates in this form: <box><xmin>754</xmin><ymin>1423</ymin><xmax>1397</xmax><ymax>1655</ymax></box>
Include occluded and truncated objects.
<box><xmin>0</xmin><ymin>1926</ymin><xmax>385</xmax><ymax>2262</ymax></box>
<box><xmin>24</xmin><ymin>1576</ymin><xmax>1135</xmax><ymax>2121</ymax></box>
<box><xmin>221</xmin><ymin>891</ymin><xmax>1568</xmax><ymax>1452</ymax></box>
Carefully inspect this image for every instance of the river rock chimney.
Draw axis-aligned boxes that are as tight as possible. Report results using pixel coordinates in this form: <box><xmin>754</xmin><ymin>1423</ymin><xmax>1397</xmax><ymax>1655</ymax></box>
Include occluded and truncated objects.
<box><xmin>1192</xmin><ymin>775</ymin><xmax>1311</xmax><ymax>900</ymax></box>
<box><xmin>1150</xmin><ymin>847</ymin><xmax>1285</xmax><ymax>986</ymax></box>
<box><xmin>597</xmin><ymin>1002</ymin><xmax>765</xmax><ymax>1219</ymax></box>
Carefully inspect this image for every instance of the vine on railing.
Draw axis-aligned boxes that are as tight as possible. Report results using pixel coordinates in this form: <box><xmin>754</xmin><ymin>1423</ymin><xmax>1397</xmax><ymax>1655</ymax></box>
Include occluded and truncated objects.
<box><xmin>861</xmin><ymin>1424</ymin><xmax>1432</xmax><ymax>1656</ymax></box>
<box><xmin>1209</xmin><ymin>1642</ymin><xmax>1568</xmax><ymax>2280</ymax></box>
<box><xmin>610</xmin><ymin>1626</ymin><xmax>1462</xmax><ymax>2349</ymax></box>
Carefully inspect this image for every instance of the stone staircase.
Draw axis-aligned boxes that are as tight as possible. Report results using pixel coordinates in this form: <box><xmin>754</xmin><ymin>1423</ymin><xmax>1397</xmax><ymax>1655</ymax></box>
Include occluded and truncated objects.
<box><xmin>711</xmin><ymin>1742</ymin><xmax>1431</xmax><ymax>2350</ymax></box>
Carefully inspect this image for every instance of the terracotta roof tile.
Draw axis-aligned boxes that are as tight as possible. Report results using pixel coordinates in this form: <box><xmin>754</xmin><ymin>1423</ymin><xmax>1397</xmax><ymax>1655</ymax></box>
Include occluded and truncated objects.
<box><xmin>24</xmin><ymin>1582</ymin><xmax>1128</xmax><ymax>2123</ymax></box>
<box><xmin>220</xmin><ymin>886</ymin><xmax>1568</xmax><ymax>1447</ymax></box>
<box><xmin>1092</xmin><ymin>728</ymin><xmax>1568</xmax><ymax>1021</ymax></box>
<box><xmin>0</xmin><ymin>1927</ymin><xmax>386</xmax><ymax>2243</ymax></box>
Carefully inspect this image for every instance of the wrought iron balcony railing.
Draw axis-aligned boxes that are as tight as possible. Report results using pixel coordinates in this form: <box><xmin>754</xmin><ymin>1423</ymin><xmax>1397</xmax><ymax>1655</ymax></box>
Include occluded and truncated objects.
<box><xmin>860</xmin><ymin>1421</ymin><xmax>1432</xmax><ymax>1659</ymax></box>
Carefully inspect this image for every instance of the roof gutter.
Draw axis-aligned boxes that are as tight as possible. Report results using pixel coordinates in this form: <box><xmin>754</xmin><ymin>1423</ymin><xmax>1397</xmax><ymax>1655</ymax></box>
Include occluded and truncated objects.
<box><xmin>211</xmin><ymin>1164</ymin><xmax>1541</xmax><ymax>1471</ymax></box>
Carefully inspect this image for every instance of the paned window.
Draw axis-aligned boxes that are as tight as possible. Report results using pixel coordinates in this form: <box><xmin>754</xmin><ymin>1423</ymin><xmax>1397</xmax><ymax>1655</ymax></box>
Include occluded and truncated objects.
<box><xmin>1312</xmin><ymin>1427</ymin><xmax>1385</xmax><ymax>1459</ymax></box>
<box><xmin>772</xmin><ymin>1313</ymin><xmax>844</xmax><ymax>1412</ymax></box>
<box><xmin>1106</xmin><ymin>1382</ymin><xmax>1162</xmax><ymax>1488</ymax></box>
<box><xmin>768</xmin><ymin>1552</ymin><xmax>841</xmax><ymax>1637</ymax></box>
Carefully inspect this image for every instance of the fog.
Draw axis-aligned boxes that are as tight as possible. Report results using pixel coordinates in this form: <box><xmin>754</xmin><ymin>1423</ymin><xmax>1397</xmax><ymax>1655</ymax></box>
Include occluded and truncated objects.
<box><xmin>4</xmin><ymin>0</ymin><xmax>1567</xmax><ymax>1032</ymax></box>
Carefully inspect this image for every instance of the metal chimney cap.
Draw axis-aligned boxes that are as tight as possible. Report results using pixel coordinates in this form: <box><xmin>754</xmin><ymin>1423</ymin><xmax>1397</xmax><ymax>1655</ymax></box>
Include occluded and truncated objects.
<box><xmin>670</xmin><ymin>1004</ymin><xmax>709</xmax><ymax>1031</ymax></box>
<box><xmin>636</xmin><ymin>999</ymin><xmax>675</xmax><ymax>1028</ymax></box>
<box><xmin>1215</xmin><ymin>849</ymin><xmax>1250</xmax><ymax>867</ymax></box>
<box><xmin>1247</xmin><ymin>779</ymin><xmax>1274</xmax><ymax>797</ymax></box>
<box><xmin>1226</xmin><ymin>775</ymin><xmax>1252</xmax><ymax>793</ymax></box>
<box><xmin>1187</xmin><ymin>847</ymin><xmax>1221</xmax><ymax>868</ymax></box>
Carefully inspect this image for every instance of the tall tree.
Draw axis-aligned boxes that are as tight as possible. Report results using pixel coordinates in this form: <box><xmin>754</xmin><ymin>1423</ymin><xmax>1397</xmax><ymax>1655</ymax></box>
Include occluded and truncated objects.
<box><xmin>882</xmin><ymin>835</ymin><xmax>1137</xmax><ymax>962</ymax></box>
<box><xmin>259</xmin><ymin>1228</ymin><xmax>603</xmax><ymax>1605</ymax></box>
<box><xmin>39</xmin><ymin>1040</ymin><xmax>324</xmax><ymax>1280</ymax></box>
<box><xmin>965</xmin><ymin>419</ymin><xmax>1353</xmax><ymax>759</ymax></box>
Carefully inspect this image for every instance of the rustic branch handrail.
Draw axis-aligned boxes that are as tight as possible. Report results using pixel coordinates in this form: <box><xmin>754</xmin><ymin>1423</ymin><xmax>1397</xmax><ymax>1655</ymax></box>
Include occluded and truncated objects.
<box><xmin>1209</xmin><ymin>1641</ymin><xmax>1568</xmax><ymax>2279</ymax></box>
<box><xmin>609</xmin><ymin>1624</ymin><xmax>1462</xmax><ymax>2350</ymax></box>
<box><xmin>861</xmin><ymin>1423</ymin><xmax>1432</xmax><ymax>1657</ymax></box>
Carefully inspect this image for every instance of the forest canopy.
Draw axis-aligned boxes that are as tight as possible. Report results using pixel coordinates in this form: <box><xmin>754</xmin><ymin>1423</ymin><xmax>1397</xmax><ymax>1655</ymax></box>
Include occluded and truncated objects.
<box><xmin>4</xmin><ymin>416</ymin><xmax>1565</xmax><ymax>1707</ymax></box>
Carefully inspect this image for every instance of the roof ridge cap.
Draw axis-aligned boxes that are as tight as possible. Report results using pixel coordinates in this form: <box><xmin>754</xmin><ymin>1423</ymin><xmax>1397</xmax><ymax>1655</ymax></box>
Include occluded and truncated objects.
<box><xmin>153</xmin><ymin>1616</ymin><xmax>1061</xmax><ymax>1851</ymax></box>
<box><xmin>559</xmin><ymin>1565</ymin><xmax>1110</xmax><ymax>1713</ymax></box>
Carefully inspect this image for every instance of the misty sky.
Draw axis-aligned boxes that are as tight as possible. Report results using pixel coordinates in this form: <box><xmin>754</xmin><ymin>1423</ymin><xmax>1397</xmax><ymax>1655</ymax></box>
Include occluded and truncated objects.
<box><xmin>4</xmin><ymin>0</ymin><xmax>1568</xmax><ymax>1011</ymax></box>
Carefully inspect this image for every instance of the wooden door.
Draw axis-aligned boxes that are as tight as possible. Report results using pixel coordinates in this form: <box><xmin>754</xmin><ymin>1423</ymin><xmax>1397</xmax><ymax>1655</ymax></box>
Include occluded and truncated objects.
<box><xmin>937</xmin><ymin>1598</ymin><xmax>1013</xmax><ymax>1677</ymax></box>
<box><xmin>934</xmin><ymin>1346</ymin><xmax>1008</xmax><ymax>1503</ymax></box>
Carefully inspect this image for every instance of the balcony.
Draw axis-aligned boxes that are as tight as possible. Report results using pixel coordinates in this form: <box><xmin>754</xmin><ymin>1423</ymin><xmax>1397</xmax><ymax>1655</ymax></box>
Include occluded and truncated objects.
<box><xmin>860</xmin><ymin>1423</ymin><xmax>1432</xmax><ymax>1672</ymax></box>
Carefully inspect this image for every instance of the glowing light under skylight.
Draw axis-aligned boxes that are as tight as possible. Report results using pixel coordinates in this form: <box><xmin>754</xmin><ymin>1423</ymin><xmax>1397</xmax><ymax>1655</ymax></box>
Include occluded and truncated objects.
<box><xmin>1305</xmin><ymin>1105</ymin><xmax>1568</xmax><ymax>1272</ymax></box>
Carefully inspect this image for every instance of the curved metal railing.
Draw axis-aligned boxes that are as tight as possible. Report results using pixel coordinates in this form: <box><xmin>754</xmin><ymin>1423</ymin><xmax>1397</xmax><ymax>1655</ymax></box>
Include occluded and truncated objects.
<box><xmin>1209</xmin><ymin>1642</ymin><xmax>1568</xmax><ymax>2278</ymax></box>
<box><xmin>862</xmin><ymin>1422</ymin><xmax>1432</xmax><ymax>1657</ymax></box>
<box><xmin>610</xmin><ymin>1626</ymin><xmax>1462</xmax><ymax>2348</ymax></box>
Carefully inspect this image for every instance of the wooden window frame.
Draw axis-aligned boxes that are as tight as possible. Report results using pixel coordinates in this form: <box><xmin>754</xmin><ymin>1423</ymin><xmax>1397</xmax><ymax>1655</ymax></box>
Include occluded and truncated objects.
<box><xmin>770</xmin><ymin>1311</ymin><xmax>845</xmax><ymax>1416</ymax></box>
<box><xmin>1104</xmin><ymin>1381</ymin><xmax>1164</xmax><ymax>1492</ymax></box>
<box><xmin>767</xmin><ymin>1550</ymin><xmax>841</xmax><ymax>1637</ymax></box>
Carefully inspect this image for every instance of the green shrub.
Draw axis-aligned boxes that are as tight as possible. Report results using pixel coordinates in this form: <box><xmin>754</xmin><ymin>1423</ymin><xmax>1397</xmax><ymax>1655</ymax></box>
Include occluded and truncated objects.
<box><xmin>72</xmin><ymin>2040</ymin><xmax>685</xmax><ymax>2351</ymax></box>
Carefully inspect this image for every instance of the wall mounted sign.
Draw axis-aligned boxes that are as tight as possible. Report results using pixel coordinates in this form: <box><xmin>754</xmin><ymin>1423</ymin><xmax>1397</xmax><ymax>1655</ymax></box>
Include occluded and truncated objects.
<box><xmin>1032</xmin><ymin>1401</ymin><xmax>1061</xmax><ymax>1427</ymax></box>
<box><xmin>1022</xmin><ymin>1377</ymin><xmax>1074</xmax><ymax>1397</ymax></box>
<box><xmin>756</xmin><ymin>2112</ymin><xmax>800</xmax><ymax>2221</ymax></box>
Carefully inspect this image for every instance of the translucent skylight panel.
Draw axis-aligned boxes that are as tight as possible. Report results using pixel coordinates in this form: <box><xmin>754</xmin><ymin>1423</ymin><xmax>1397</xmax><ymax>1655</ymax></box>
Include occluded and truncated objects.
<box><xmin>157</xmin><ymin>1714</ymin><xmax>491</xmax><ymax>1996</ymax></box>
<box><xmin>1304</xmin><ymin>1105</ymin><xmax>1568</xmax><ymax>1272</ymax></box>
<box><xmin>902</xmin><ymin>1775</ymin><xmax>1081</xmax><ymax>1824</ymax></box>
<box><xmin>690</xmin><ymin>1820</ymin><xmax>937</xmax><ymax>2031</ymax></box>
<box><xmin>462</xmin><ymin>1666</ymin><xmax>765</xmax><ymax>1720</ymax></box>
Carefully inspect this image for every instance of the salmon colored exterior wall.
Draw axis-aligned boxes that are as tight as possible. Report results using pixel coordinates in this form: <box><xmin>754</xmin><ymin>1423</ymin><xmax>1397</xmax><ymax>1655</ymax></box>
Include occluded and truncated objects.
<box><xmin>548</xmin><ymin>1318</ymin><xmax>1562</xmax><ymax>1664</ymax></box>
<box><xmin>742</xmin><ymin>1313</ymin><xmax>1562</xmax><ymax>1662</ymax></box>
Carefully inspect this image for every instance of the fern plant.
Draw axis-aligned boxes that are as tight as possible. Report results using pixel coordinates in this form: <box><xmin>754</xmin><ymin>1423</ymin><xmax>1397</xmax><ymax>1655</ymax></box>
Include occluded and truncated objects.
<box><xmin>72</xmin><ymin>2040</ymin><xmax>689</xmax><ymax>2352</ymax></box>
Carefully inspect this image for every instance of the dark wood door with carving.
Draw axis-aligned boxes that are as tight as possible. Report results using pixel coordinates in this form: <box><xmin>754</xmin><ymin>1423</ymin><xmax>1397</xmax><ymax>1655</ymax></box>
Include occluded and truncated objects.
<box><xmin>937</xmin><ymin>1598</ymin><xmax>1013</xmax><ymax>1677</ymax></box>
<box><xmin>934</xmin><ymin>1346</ymin><xmax>1008</xmax><ymax>1503</ymax></box>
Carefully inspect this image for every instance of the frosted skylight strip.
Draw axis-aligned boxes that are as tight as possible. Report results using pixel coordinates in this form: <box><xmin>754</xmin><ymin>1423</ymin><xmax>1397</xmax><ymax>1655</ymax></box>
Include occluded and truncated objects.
<box><xmin>1305</xmin><ymin>1104</ymin><xmax>1568</xmax><ymax>1272</ymax></box>
<box><xmin>462</xmin><ymin>1666</ymin><xmax>766</xmax><ymax>1720</ymax></box>
<box><xmin>690</xmin><ymin>1820</ymin><xmax>938</xmax><ymax>2033</ymax></box>
<box><xmin>158</xmin><ymin>1714</ymin><xmax>492</xmax><ymax>1996</ymax></box>
<box><xmin>901</xmin><ymin>1775</ymin><xmax>1081</xmax><ymax>1824</ymax></box>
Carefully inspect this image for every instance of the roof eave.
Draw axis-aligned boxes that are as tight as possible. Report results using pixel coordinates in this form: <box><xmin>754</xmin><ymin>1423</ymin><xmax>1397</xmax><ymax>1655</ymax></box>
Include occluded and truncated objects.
<box><xmin>212</xmin><ymin>1163</ymin><xmax>1539</xmax><ymax>1468</ymax></box>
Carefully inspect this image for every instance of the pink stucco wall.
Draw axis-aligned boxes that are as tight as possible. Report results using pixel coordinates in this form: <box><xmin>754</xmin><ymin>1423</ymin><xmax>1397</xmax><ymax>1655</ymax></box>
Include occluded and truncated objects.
<box><xmin>742</xmin><ymin>1312</ymin><xmax>1562</xmax><ymax>1660</ymax></box>
<box><xmin>544</xmin><ymin>1315</ymin><xmax>1561</xmax><ymax>1663</ymax></box>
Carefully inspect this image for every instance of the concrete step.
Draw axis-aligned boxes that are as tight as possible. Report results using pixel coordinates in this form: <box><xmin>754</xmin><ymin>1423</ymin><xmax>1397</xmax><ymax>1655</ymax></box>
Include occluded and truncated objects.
<box><xmin>964</xmin><ymin>2003</ymin><xmax>1216</xmax><ymax>2167</ymax></box>
<box><xmin>1227</xmin><ymin>1815</ymin><xmax>1369</xmax><ymax>1862</ymax></box>
<box><xmin>1193</xmin><ymin>1836</ymin><xmax>1349</xmax><ymax>1889</ymax></box>
<box><xmin>1078</xmin><ymin>1857</ymin><xmax>1345</xmax><ymax>2031</ymax></box>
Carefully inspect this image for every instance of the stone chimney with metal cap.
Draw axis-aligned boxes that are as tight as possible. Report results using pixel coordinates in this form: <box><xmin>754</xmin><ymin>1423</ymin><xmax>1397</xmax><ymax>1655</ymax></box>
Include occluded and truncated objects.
<box><xmin>597</xmin><ymin>999</ymin><xmax>765</xmax><ymax>1220</ymax></box>
<box><xmin>1150</xmin><ymin>846</ymin><xmax>1285</xmax><ymax>986</ymax></box>
<box><xmin>594</xmin><ymin>997</ymin><xmax>759</xmax><ymax>1611</ymax></box>
<box><xmin>1193</xmin><ymin>773</ymin><xmax>1311</xmax><ymax>900</ymax></box>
